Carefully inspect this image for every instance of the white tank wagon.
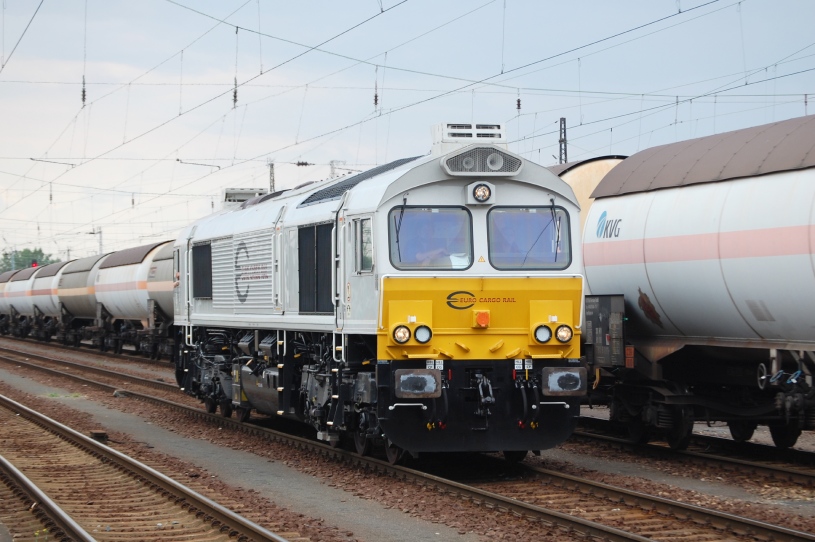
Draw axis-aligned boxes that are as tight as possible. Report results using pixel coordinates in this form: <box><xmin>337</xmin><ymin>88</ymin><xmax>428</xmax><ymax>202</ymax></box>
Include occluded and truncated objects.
<box><xmin>61</xmin><ymin>241</ymin><xmax>176</xmax><ymax>357</ymax></box>
<box><xmin>98</xmin><ymin>240</ymin><xmax>176</xmax><ymax>357</ymax></box>
<box><xmin>55</xmin><ymin>253</ymin><xmax>110</xmax><ymax>346</ymax></box>
<box><xmin>0</xmin><ymin>269</ymin><xmax>24</xmax><ymax>336</ymax></box>
<box><xmin>579</xmin><ymin>114</ymin><xmax>815</xmax><ymax>449</ymax></box>
<box><xmin>4</xmin><ymin>261</ymin><xmax>75</xmax><ymax>340</ymax></box>
<box><xmin>0</xmin><ymin>270</ymin><xmax>21</xmax><ymax>333</ymax></box>
<box><xmin>2</xmin><ymin>267</ymin><xmax>43</xmax><ymax>338</ymax></box>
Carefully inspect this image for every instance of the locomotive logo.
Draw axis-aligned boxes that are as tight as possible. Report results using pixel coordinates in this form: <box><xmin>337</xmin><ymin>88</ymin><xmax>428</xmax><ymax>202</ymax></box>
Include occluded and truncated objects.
<box><xmin>637</xmin><ymin>287</ymin><xmax>663</xmax><ymax>328</ymax></box>
<box><xmin>596</xmin><ymin>211</ymin><xmax>622</xmax><ymax>238</ymax></box>
<box><xmin>235</xmin><ymin>242</ymin><xmax>250</xmax><ymax>303</ymax></box>
<box><xmin>446</xmin><ymin>291</ymin><xmax>476</xmax><ymax>310</ymax></box>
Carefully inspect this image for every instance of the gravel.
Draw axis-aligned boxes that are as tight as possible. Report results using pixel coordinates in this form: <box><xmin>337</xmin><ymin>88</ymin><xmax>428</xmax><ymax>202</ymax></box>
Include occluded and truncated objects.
<box><xmin>2</xmin><ymin>339</ymin><xmax>815</xmax><ymax>541</ymax></box>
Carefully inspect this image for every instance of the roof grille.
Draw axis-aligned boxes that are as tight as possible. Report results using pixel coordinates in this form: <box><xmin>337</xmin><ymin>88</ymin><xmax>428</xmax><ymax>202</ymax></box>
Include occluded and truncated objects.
<box><xmin>444</xmin><ymin>147</ymin><xmax>522</xmax><ymax>176</ymax></box>
<box><xmin>298</xmin><ymin>156</ymin><xmax>421</xmax><ymax>207</ymax></box>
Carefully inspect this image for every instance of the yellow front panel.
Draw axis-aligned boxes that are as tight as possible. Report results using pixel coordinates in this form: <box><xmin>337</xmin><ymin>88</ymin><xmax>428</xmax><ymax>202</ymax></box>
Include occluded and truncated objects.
<box><xmin>378</xmin><ymin>276</ymin><xmax>582</xmax><ymax>361</ymax></box>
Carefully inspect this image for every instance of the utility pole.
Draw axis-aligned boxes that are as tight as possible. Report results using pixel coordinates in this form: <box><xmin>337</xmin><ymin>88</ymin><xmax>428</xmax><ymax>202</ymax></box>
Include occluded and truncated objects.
<box><xmin>267</xmin><ymin>159</ymin><xmax>275</xmax><ymax>193</ymax></box>
<box><xmin>87</xmin><ymin>227</ymin><xmax>103</xmax><ymax>254</ymax></box>
<box><xmin>558</xmin><ymin>117</ymin><xmax>568</xmax><ymax>164</ymax></box>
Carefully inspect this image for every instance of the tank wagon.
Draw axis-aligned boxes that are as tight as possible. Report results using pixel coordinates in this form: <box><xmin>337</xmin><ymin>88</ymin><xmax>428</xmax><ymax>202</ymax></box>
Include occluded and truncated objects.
<box><xmin>0</xmin><ymin>241</ymin><xmax>177</xmax><ymax>358</ymax></box>
<box><xmin>568</xmin><ymin>114</ymin><xmax>815</xmax><ymax>449</ymax></box>
<box><xmin>173</xmin><ymin>123</ymin><xmax>587</xmax><ymax>461</ymax></box>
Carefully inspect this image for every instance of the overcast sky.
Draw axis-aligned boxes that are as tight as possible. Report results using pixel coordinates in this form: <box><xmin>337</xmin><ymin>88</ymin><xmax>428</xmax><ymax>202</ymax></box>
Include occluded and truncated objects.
<box><xmin>1</xmin><ymin>0</ymin><xmax>813</xmax><ymax>260</ymax></box>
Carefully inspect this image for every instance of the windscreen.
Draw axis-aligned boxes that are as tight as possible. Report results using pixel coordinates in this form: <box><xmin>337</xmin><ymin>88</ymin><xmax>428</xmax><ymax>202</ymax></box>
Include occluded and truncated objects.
<box><xmin>389</xmin><ymin>207</ymin><xmax>472</xmax><ymax>270</ymax></box>
<box><xmin>487</xmin><ymin>206</ymin><xmax>571</xmax><ymax>269</ymax></box>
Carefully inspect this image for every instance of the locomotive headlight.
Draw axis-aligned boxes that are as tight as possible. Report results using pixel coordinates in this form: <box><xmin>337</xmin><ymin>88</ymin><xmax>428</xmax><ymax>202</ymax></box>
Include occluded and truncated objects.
<box><xmin>534</xmin><ymin>325</ymin><xmax>552</xmax><ymax>343</ymax></box>
<box><xmin>461</xmin><ymin>156</ymin><xmax>475</xmax><ymax>170</ymax></box>
<box><xmin>472</xmin><ymin>183</ymin><xmax>492</xmax><ymax>202</ymax></box>
<box><xmin>486</xmin><ymin>152</ymin><xmax>504</xmax><ymax>171</ymax></box>
<box><xmin>555</xmin><ymin>325</ymin><xmax>573</xmax><ymax>343</ymax></box>
<box><xmin>414</xmin><ymin>325</ymin><xmax>432</xmax><ymax>344</ymax></box>
<box><xmin>393</xmin><ymin>325</ymin><xmax>411</xmax><ymax>344</ymax></box>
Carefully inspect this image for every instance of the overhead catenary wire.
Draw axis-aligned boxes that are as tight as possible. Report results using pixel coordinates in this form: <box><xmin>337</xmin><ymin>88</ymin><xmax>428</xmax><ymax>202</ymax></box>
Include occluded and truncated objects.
<box><xmin>7</xmin><ymin>0</ymin><xmax>813</xmax><ymax>255</ymax></box>
<box><xmin>14</xmin><ymin>0</ymin><xmax>750</xmax><ymax>242</ymax></box>
<box><xmin>0</xmin><ymin>0</ymin><xmax>404</xmax><ymax>221</ymax></box>
<box><xmin>0</xmin><ymin>0</ymin><xmax>43</xmax><ymax>75</ymax></box>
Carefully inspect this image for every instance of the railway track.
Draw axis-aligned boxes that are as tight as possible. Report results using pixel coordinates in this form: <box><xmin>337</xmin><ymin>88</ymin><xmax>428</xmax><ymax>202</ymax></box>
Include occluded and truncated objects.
<box><xmin>2</xmin><ymin>343</ymin><xmax>814</xmax><ymax>541</ymax></box>
<box><xmin>576</xmin><ymin>416</ymin><xmax>815</xmax><ymax>488</ymax></box>
<box><xmin>0</xmin><ymin>393</ymin><xmax>291</xmax><ymax>542</ymax></box>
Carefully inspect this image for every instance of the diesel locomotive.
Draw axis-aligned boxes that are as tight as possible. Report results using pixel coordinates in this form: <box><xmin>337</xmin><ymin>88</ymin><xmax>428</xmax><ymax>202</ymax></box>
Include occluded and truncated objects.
<box><xmin>172</xmin><ymin>123</ymin><xmax>587</xmax><ymax>461</ymax></box>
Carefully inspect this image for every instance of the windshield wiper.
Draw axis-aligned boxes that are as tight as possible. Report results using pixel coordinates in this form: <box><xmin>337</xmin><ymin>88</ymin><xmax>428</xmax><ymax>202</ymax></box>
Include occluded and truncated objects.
<box><xmin>521</xmin><ymin>199</ymin><xmax>558</xmax><ymax>266</ymax></box>
<box><xmin>394</xmin><ymin>193</ymin><xmax>408</xmax><ymax>261</ymax></box>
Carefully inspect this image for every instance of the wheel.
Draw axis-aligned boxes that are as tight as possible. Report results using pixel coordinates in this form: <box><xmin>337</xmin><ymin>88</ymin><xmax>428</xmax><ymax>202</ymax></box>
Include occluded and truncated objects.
<box><xmin>354</xmin><ymin>430</ymin><xmax>371</xmax><ymax>456</ymax></box>
<box><xmin>728</xmin><ymin>420</ymin><xmax>757</xmax><ymax>442</ymax></box>
<box><xmin>769</xmin><ymin>424</ymin><xmax>801</xmax><ymax>449</ymax></box>
<box><xmin>502</xmin><ymin>450</ymin><xmax>528</xmax><ymax>463</ymax></box>
<box><xmin>219</xmin><ymin>400</ymin><xmax>233</xmax><ymax>418</ymax></box>
<box><xmin>384</xmin><ymin>438</ymin><xmax>404</xmax><ymax>465</ymax></box>
<box><xmin>627</xmin><ymin>417</ymin><xmax>651</xmax><ymax>444</ymax></box>
<box><xmin>236</xmin><ymin>406</ymin><xmax>251</xmax><ymax>423</ymax></box>
<box><xmin>204</xmin><ymin>397</ymin><xmax>217</xmax><ymax>414</ymax></box>
<box><xmin>666</xmin><ymin>407</ymin><xmax>693</xmax><ymax>451</ymax></box>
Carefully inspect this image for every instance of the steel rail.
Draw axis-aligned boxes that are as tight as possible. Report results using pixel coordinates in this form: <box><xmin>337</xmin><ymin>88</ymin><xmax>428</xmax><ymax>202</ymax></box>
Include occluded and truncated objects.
<box><xmin>0</xmin><ymin>352</ymin><xmax>648</xmax><ymax>542</ymax></box>
<box><xmin>4</xmin><ymin>350</ymin><xmax>814</xmax><ymax>541</ymax></box>
<box><xmin>0</xmin><ymin>392</ymin><xmax>290</xmax><ymax>542</ymax></box>
<box><xmin>522</xmin><ymin>463</ymin><xmax>815</xmax><ymax>542</ymax></box>
<box><xmin>575</xmin><ymin>417</ymin><xmax>815</xmax><ymax>487</ymax></box>
<box><xmin>3</xmin><ymin>335</ymin><xmax>168</xmax><ymax>366</ymax></box>
<box><xmin>0</xmin><ymin>453</ymin><xmax>95</xmax><ymax>542</ymax></box>
<box><xmin>0</xmin><ymin>344</ymin><xmax>177</xmax><ymax>392</ymax></box>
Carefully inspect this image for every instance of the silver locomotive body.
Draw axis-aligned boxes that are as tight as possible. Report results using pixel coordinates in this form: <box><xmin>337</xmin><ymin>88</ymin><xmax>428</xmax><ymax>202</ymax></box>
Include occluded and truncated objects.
<box><xmin>175</xmin><ymin>125</ymin><xmax>588</xmax><ymax>458</ymax></box>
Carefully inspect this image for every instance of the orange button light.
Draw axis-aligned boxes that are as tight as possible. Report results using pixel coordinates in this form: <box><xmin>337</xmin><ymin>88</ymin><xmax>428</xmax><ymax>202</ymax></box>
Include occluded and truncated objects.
<box><xmin>475</xmin><ymin>310</ymin><xmax>490</xmax><ymax>328</ymax></box>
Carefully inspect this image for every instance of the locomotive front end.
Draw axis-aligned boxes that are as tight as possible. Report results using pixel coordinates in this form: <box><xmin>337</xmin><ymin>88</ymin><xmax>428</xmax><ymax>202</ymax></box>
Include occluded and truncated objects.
<box><xmin>371</xmin><ymin>136</ymin><xmax>587</xmax><ymax>455</ymax></box>
<box><xmin>376</xmin><ymin>275</ymin><xmax>585</xmax><ymax>453</ymax></box>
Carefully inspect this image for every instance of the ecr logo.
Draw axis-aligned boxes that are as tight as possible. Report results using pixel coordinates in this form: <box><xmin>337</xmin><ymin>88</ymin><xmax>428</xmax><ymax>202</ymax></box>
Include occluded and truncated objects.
<box><xmin>446</xmin><ymin>291</ymin><xmax>476</xmax><ymax>310</ymax></box>
<box><xmin>596</xmin><ymin>210</ymin><xmax>622</xmax><ymax>238</ymax></box>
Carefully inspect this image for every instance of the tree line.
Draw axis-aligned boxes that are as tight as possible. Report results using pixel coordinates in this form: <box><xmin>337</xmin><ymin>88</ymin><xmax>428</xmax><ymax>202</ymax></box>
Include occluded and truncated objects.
<box><xmin>0</xmin><ymin>248</ymin><xmax>57</xmax><ymax>274</ymax></box>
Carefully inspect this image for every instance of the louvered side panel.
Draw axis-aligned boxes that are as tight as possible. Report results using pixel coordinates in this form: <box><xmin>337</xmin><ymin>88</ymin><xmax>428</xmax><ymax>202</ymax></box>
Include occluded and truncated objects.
<box><xmin>212</xmin><ymin>237</ymin><xmax>235</xmax><ymax>310</ymax></box>
<box><xmin>234</xmin><ymin>229</ymin><xmax>274</xmax><ymax>314</ymax></box>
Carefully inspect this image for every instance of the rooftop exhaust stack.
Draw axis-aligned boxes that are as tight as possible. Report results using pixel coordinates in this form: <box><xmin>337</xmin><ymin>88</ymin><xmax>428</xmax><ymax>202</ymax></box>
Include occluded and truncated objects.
<box><xmin>431</xmin><ymin>123</ymin><xmax>507</xmax><ymax>156</ymax></box>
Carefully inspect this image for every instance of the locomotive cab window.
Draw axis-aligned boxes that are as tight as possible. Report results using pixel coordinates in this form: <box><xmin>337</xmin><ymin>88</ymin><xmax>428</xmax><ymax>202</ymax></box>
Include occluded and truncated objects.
<box><xmin>389</xmin><ymin>206</ymin><xmax>472</xmax><ymax>270</ymax></box>
<box><xmin>355</xmin><ymin>217</ymin><xmax>373</xmax><ymax>273</ymax></box>
<box><xmin>487</xmin><ymin>206</ymin><xmax>571</xmax><ymax>270</ymax></box>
